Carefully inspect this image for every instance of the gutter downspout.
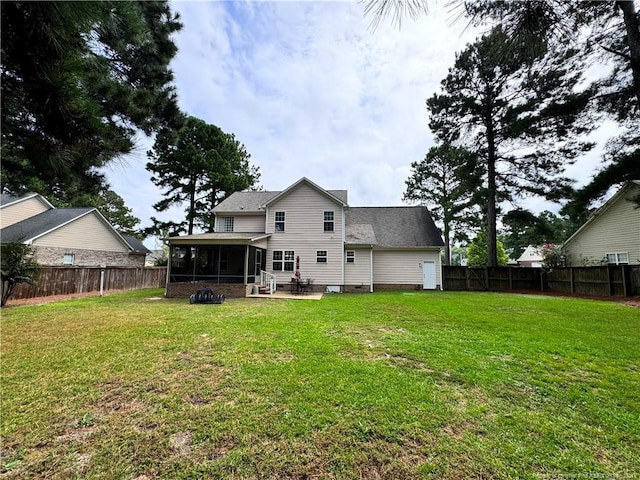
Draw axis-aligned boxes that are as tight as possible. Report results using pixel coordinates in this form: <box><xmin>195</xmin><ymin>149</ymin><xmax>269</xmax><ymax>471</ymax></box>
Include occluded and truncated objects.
<box><xmin>164</xmin><ymin>242</ymin><xmax>171</xmax><ymax>297</ymax></box>
<box><xmin>370</xmin><ymin>245</ymin><xmax>374</xmax><ymax>293</ymax></box>
<box><xmin>439</xmin><ymin>246</ymin><xmax>444</xmax><ymax>291</ymax></box>
<box><xmin>244</xmin><ymin>244</ymin><xmax>249</xmax><ymax>287</ymax></box>
<box><xmin>341</xmin><ymin>206</ymin><xmax>346</xmax><ymax>287</ymax></box>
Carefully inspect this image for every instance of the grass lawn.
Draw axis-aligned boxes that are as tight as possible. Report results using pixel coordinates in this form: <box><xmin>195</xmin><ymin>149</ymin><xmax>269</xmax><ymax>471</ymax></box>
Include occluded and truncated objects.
<box><xmin>1</xmin><ymin>290</ymin><xmax>638</xmax><ymax>479</ymax></box>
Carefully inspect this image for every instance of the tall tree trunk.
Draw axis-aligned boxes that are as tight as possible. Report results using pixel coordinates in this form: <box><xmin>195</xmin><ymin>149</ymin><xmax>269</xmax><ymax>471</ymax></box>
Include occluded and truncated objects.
<box><xmin>485</xmin><ymin>115</ymin><xmax>498</xmax><ymax>268</ymax></box>
<box><xmin>443</xmin><ymin>222</ymin><xmax>451</xmax><ymax>266</ymax></box>
<box><xmin>188</xmin><ymin>173</ymin><xmax>196</xmax><ymax>235</ymax></box>
<box><xmin>617</xmin><ymin>0</ymin><xmax>640</xmax><ymax>106</ymax></box>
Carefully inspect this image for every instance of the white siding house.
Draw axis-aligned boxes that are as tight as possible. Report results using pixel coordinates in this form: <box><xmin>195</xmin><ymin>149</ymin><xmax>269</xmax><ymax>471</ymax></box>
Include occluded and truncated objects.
<box><xmin>0</xmin><ymin>193</ymin><xmax>149</xmax><ymax>267</ymax></box>
<box><xmin>562</xmin><ymin>181</ymin><xmax>640</xmax><ymax>266</ymax></box>
<box><xmin>0</xmin><ymin>193</ymin><xmax>53</xmax><ymax>229</ymax></box>
<box><xmin>165</xmin><ymin>178</ymin><xmax>444</xmax><ymax>297</ymax></box>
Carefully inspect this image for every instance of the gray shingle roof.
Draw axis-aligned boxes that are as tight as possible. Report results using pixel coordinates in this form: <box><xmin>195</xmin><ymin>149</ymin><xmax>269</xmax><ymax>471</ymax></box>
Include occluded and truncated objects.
<box><xmin>0</xmin><ymin>208</ymin><xmax>94</xmax><ymax>243</ymax></box>
<box><xmin>345</xmin><ymin>223</ymin><xmax>377</xmax><ymax>245</ymax></box>
<box><xmin>122</xmin><ymin>235</ymin><xmax>151</xmax><ymax>254</ymax></box>
<box><xmin>214</xmin><ymin>191</ymin><xmax>280</xmax><ymax>213</ymax></box>
<box><xmin>346</xmin><ymin>207</ymin><xmax>444</xmax><ymax>248</ymax></box>
<box><xmin>215</xmin><ymin>190</ymin><xmax>348</xmax><ymax>213</ymax></box>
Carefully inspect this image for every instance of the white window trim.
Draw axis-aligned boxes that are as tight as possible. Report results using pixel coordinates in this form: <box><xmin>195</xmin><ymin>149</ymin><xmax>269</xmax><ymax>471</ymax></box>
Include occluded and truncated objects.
<box><xmin>606</xmin><ymin>252</ymin><xmax>629</xmax><ymax>265</ymax></box>
<box><xmin>323</xmin><ymin>211</ymin><xmax>334</xmax><ymax>232</ymax></box>
<box><xmin>272</xmin><ymin>250</ymin><xmax>295</xmax><ymax>271</ymax></box>
<box><xmin>275</xmin><ymin>211</ymin><xmax>285</xmax><ymax>232</ymax></box>
<box><xmin>317</xmin><ymin>250</ymin><xmax>328</xmax><ymax>263</ymax></box>
<box><xmin>220</xmin><ymin>216</ymin><xmax>234</xmax><ymax>233</ymax></box>
<box><xmin>346</xmin><ymin>250</ymin><xmax>355</xmax><ymax>264</ymax></box>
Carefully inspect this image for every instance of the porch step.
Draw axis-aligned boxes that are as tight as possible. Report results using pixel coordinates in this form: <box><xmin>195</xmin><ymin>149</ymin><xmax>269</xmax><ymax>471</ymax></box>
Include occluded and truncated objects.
<box><xmin>258</xmin><ymin>286</ymin><xmax>271</xmax><ymax>295</ymax></box>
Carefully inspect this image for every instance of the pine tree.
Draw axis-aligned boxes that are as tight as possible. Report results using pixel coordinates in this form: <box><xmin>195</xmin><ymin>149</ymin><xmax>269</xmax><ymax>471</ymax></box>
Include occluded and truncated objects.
<box><xmin>1</xmin><ymin>1</ymin><xmax>183</xmax><ymax>200</ymax></box>
<box><xmin>403</xmin><ymin>144</ymin><xmax>481</xmax><ymax>265</ymax></box>
<box><xmin>147</xmin><ymin>117</ymin><xmax>260</xmax><ymax>235</ymax></box>
<box><xmin>428</xmin><ymin>27</ymin><xmax>593</xmax><ymax>266</ymax></box>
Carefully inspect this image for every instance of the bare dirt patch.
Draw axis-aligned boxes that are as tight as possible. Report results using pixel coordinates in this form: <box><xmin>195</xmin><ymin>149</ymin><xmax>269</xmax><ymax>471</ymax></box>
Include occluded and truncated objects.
<box><xmin>4</xmin><ymin>290</ymin><xmax>127</xmax><ymax>307</ymax></box>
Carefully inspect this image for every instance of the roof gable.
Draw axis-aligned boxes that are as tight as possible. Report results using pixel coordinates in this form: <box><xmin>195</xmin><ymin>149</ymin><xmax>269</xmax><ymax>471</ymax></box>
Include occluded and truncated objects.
<box><xmin>563</xmin><ymin>181</ymin><xmax>640</xmax><ymax>248</ymax></box>
<box><xmin>0</xmin><ymin>192</ymin><xmax>55</xmax><ymax>210</ymax></box>
<box><xmin>264</xmin><ymin>177</ymin><xmax>348</xmax><ymax>208</ymax></box>
<box><xmin>0</xmin><ymin>208</ymin><xmax>132</xmax><ymax>251</ymax></box>
<box><xmin>516</xmin><ymin>245</ymin><xmax>543</xmax><ymax>262</ymax></box>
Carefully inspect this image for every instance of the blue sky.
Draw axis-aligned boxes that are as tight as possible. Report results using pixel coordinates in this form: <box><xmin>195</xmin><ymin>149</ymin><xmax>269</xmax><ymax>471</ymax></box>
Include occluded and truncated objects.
<box><xmin>102</xmin><ymin>1</ymin><xmax>608</xmax><ymax>248</ymax></box>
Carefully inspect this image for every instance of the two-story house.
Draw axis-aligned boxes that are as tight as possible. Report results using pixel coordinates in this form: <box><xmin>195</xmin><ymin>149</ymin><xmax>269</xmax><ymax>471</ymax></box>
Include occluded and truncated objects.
<box><xmin>164</xmin><ymin>177</ymin><xmax>444</xmax><ymax>298</ymax></box>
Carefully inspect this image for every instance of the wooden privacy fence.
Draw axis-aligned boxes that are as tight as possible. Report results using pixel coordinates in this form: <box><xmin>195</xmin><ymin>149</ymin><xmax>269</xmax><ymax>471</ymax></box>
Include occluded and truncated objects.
<box><xmin>10</xmin><ymin>267</ymin><xmax>168</xmax><ymax>300</ymax></box>
<box><xmin>443</xmin><ymin>265</ymin><xmax>640</xmax><ymax>297</ymax></box>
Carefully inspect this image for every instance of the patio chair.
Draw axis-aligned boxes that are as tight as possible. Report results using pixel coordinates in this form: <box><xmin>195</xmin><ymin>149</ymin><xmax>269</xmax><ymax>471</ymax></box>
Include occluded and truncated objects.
<box><xmin>299</xmin><ymin>279</ymin><xmax>313</xmax><ymax>294</ymax></box>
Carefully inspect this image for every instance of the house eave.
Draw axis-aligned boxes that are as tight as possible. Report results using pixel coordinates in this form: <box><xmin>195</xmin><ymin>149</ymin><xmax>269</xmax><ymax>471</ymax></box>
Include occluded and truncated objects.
<box><xmin>165</xmin><ymin>232</ymin><xmax>271</xmax><ymax>245</ymax></box>
<box><xmin>563</xmin><ymin>181</ymin><xmax>639</xmax><ymax>249</ymax></box>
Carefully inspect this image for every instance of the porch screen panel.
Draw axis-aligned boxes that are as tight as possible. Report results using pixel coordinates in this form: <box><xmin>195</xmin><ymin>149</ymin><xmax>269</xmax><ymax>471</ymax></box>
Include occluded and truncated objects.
<box><xmin>219</xmin><ymin>246</ymin><xmax>245</xmax><ymax>283</ymax></box>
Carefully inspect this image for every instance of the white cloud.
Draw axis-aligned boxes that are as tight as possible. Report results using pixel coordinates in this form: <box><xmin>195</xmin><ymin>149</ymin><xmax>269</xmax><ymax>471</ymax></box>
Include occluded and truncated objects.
<box><xmin>103</xmin><ymin>0</ymin><xmax>610</xmax><ymax>247</ymax></box>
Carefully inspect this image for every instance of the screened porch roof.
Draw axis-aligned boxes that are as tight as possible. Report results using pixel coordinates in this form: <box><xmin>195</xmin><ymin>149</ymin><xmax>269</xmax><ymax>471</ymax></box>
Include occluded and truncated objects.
<box><xmin>165</xmin><ymin>232</ymin><xmax>271</xmax><ymax>245</ymax></box>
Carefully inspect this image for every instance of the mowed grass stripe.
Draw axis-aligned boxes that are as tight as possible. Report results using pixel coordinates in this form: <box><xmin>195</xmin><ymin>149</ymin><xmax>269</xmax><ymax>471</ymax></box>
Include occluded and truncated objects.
<box><xmin>1</xmin><ymin>289</ymin><xmax>638</xmax><ymax>479</ymax></box>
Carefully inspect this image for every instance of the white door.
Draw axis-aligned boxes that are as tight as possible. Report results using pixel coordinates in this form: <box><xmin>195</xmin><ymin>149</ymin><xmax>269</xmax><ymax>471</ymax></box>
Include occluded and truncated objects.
<box><xmin>422</xmin><ymin>261</ymin><xmax>436</xmax><ymax>290</ymax></box>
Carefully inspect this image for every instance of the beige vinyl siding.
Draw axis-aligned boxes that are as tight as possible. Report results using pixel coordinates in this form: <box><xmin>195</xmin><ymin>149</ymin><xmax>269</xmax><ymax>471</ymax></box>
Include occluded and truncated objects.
<box><xmin>373</xmin><ymin>249</ymin><xmax>442</xmax><ymax>286</ymax></box>
<box><xmin>32</xmin><ymin>212</ymin><xmax>129</xmax><ymax>252</ymax></box>
<box><xmin>0</xmin><ymin>198</ymin><xmax>50</xmax><ymax>228</ymax></box>
<box><xmin>563</xmin><ymin>185</ymin><xmax>640</xmax><ymax>265</ymax></box>
<box><xmin>345</xmin><ymin>248</ymin><xmax>372</xmax><ymax>285</ymax></box>
<box><xmin>233</xmin><ymin>215</ymin><xmax>266</xmax><ymax>233</ymax></box>
<box><xmin>266</xmin><ymin>183</ymin><xmax>344</xmax><ymax>285</ymax></box>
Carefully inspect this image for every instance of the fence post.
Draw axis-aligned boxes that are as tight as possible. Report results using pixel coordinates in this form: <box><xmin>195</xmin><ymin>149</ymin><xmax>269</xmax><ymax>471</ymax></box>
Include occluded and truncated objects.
<box><xmin>621</xmin><ymin>265</ymin><xmax>632</xmax><ymax>297</ymax></box>
<box><xmin>570</xmin><ymin>267</ymin><xmax>575</xmax><ymax>293</ymax></box>
<box><xmin>607</xmin><ymin>265</ymin><xmax>614</xmax><ymax>296</ymax></box>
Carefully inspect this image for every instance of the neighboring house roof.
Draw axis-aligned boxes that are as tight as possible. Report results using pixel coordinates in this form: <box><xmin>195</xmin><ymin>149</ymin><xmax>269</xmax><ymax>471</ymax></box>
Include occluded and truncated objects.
<box><xmin>122</xmin><ymin>235</ymin><xmax>151</xmax><ymax>255</ymax></box>
<box><xmin>0</xmin><ymin>208</ymin><xmax>133</xmax><ymax>251</ymax></box>
<box><xmin>563</xmin><ymin>180</ymin><xmax>640</xmax><ymax>248</ymax></box>
<box><xmin>516</xmin><ymin>245</ymin><xmax>543</xmax><ymax>263</ymax></box>
<box><xmin>346</xmin><ymin>207</ymin><xmax>444</xmax><ymax>248</ymax></box>
<box><xmin>1</xmin><ymin>208</ymin><xmax>94</xmax><ymax>243</ymax></box>
<box><xmin>0</xmin><ymin>192</ymin><xmax>55</xmax><ymax>210</ymax></box>
<box><xmin>264</xmin><ymin>177</ymin><xmax>348</xmax><ymax>208</ymax></box>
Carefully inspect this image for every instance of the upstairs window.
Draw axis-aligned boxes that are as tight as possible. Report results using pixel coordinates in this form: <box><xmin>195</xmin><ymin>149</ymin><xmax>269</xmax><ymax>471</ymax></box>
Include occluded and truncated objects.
<box><xmin>220</xmin><ymin>216</ymin><xmax>234</xmax><ymax>232</ymax></box>
<box><xmin>606</xmin><ymin>252</ymin><xmax>629</xmax><ymax>265</ymax></box>
<box><xmin>63</xmin><ymin>253</ymin><xmax>75</xmax><ymax>265</ymax></box>
<box><xmin>324</xmin><ymin>211</ymin><xmax>334</xmax><ymax>232</ymax></box>
<box><xmin>275</xmin><ymin>211</ymin><xmax>285</xmax><ymax>232</ymax></box>
<box><xmin>346</xmin><ymin>250</ymin><xmax>355</xmax><ymax>264</ymax></box>
<box><xmin>317</xmin><ymin>250</ymin><xmax>328</xmax><ymax>263</ymax></box>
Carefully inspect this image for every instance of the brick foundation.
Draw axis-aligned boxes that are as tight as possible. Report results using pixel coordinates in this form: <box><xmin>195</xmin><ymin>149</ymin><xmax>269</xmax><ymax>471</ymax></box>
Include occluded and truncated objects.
<box><xmin>372</xmin><ymin>284</ymin><xmax>441</xmax><ymax>292</ymax></box>
<box><xmin>343</xmin><ymin>284</ymin><xmax>372</xmax><ymax>293</ymax></box>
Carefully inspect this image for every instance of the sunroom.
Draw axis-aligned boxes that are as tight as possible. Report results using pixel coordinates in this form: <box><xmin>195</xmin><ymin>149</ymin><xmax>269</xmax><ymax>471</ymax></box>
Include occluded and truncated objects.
<box><xmin>164</xmin><ymin>233</ymin><xmax>270</xmax><ymax>298</ymax></box>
